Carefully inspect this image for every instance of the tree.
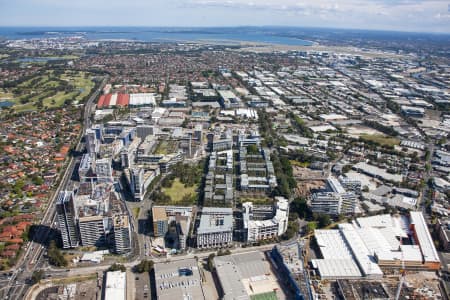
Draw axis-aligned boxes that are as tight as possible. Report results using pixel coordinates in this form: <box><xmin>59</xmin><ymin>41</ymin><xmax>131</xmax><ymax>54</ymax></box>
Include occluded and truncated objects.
<box><xmin>31</xmin><ymin>270</ymin><xmax>44</xmax><ymax>284</ymax></box>
<box><xmin>47</xmin><ymin>240</ymin><xmax>68</xmax><ymax>267</ymax></box>
<box><xmin>291</xmin><ymin>197</ymin><xmax>309</xmax><ymax>219</ymax></box>
<box><xmin>306</xmin><ymin>222</ymin><xmax>317</xmax><ymax>234</ymax></box>
<box><xmin>217</xmin><ymin>249</ymin><xmax>231</xmax><ymax>256</ymax></box>
<box><xmin>246</xmin><ymin>144</ymin><xmax>259</xmax><ymax>155</ymax></box>
<box><xmin>282</xmin><ymin>220</ymin><xmax>299</xmax><ymax>240</ymax></box>
<box><xmin>207</xmin><ymin>253</ymin><xmax>215</xmax><ymax>271</ymax></box>
<box><xmin>108</xmin><ymin>263</ymin><xmax>126</xmax><ymax>272</ymax></box>
<box><xmin>135</xmin><ymin>260</ymin><xmax>154</xmax><ymax>273</ymax></box>
<box><xmin>317</xmin><ymin>214</ymin><xmax>331</xmax><ymax>228</ymax></box>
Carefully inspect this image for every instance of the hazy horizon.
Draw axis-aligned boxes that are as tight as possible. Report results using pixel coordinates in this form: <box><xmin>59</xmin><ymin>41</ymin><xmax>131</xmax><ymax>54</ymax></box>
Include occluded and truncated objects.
<box><xmin>0</xmin><ymin>0</ymin><xmax>449</xmax><ymax>34</ymax></box>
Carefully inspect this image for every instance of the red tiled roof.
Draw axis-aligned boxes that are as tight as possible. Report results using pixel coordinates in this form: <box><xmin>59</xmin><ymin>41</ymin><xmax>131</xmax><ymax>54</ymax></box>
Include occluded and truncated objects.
<box><xmin>9</xmin><ymin>238</ymin><xmax>23</xmax><ymax>244</ymax></box>
<box><xmin>0</xmin><ymin>232</ymin><xmax>11</xmax><ymax>239</ymax></box>
<box><xmin>17</xmin><ymin>222</ymin><xmax>31</xmax><ymax>231</ymax></box>
<box><xmin>97</xmin><ymin>95</ymin><xmax>106</xmax><ymax>108</ymax></box>
<box><xmin>103</xmin><ymin>94</ymin><xmax>112</xmax><ymax>107</ymax></box>
<box><xmin>1</xmin><ymin>250</ymin><xmax>16</xmax><ymax>258</ymax></box>
<box><xmin>5</xmin><ymin>244</ymin><xmax>20</xmax><ymax>251</ymax></box>
<box><xmin>3</xmin><ymin>226</ymin><xmax>18</xmax><ymax>235</ymax></box>
<box><xmin>117</xmin><ymin>94</ymin><xmax>130</xmax><ymax>106</ymax></box>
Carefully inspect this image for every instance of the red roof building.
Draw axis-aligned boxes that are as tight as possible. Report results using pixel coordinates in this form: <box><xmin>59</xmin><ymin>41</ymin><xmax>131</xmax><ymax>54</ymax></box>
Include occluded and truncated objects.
<box><xmin>97</xmin><ymin>95</ymin><xmax>106</xmax><ymax>108</ymax></box>
<box><xmin>117</xmin><ymin>94</ymin><xmax>130</xmax><ymax>106</ymax></box>
<box><xmin>103</xmin><ymin>94</ymin><xmax>112</xmax><ymax>107</ymax></box>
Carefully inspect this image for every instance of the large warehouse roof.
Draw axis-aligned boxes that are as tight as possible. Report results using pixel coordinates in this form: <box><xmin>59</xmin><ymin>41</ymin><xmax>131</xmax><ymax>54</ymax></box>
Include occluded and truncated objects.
<box><xmin>311</xmin><ymin>259</ymin><xmax>362</xmax><ymax>279</ymax></box>
<box><xmin>410</xmin><ymin>211</ymin><xmax>440</xmax><ymax>263</ymax></box>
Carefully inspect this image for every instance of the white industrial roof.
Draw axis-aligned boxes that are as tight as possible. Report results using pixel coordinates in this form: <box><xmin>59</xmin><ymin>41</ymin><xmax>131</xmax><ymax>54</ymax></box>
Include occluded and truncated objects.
<box><xmin>410</xmin><ymin>211</ymin><xmax>440</xmax><ymax>263</ymax></box>
<box><xmin>315</xmin><ymin>230</ymin><xmax>353</xmax><ymax>259</ymax></box>
<box><xmin>105</xmin><ymin>271</ymin><xmax>126</xmax><ymax>300</ymax></box>
<box><xmin>312</xmin><ymin>259</ymin><xmax>362</xmax><ymax>279</ymax></box>
<box><xmin>354</xmin><ymin>162</ymin><xmax>403</xmax><ymax>183</ymax></box>
<box><xmin>130</xmin><ymin>93</ymin><xmax>156</xmax><ymax>106</ymax></box>
<box><xmin>338</xmin><ymin>224</ymin><xmax>384</xmax><ymax>278</ymax></box>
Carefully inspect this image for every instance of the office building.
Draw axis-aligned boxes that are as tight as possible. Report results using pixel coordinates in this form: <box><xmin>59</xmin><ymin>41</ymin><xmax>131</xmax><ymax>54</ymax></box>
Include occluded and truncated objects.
<box><xmin>85</xmin><ymin>128</ymin><xmax>99</xmax><ymax>154</ymax></box>
<box><xmin>152</xmin><ymin>206</ymin><xmax>193</xmax><ymax>250</ymax></box>
<box><xmin>152</xmin><ymin>206</ymin><xmax>169</xmax><ymax>237</ymax></box>
<box><xmin>197</xmin><ymin>207</ymin><xmax>233</xmax><ymax>249</ymax></box>
<box><xmin>243</xmin><ymin>197</ymin><xmax>289</xmax><ymax>243</ymax></box>
<box><xmin>311</xmin><ymin>177</ymin><xmax>357</xmax><ymax>215</ymax></box>
<box><xmin>95</xmin><ymin>157</ymin><xmax>113</xmax><ymax>183</ymax></box>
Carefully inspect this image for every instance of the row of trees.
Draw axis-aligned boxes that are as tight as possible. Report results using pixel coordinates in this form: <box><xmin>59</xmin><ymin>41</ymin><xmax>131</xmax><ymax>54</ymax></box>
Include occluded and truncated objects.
<box><xmin>289</xmin><ymin>113</ymin><xmax>314</xmax><ymax>138</ymax></box>
<box><xmin>271</xmin><ymin>154</ymin><xmax>296</xmax><ymax>199</ymax></box>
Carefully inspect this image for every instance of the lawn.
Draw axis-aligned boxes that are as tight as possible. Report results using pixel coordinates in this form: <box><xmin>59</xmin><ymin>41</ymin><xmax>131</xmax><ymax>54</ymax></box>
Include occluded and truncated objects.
<box><xmin>360</xmin><ymin>134</ymin><xmax>400</xmax><ymax>147</ymax></box>
<box><xmin>290</xmin><ymin>160</ymin><xmax>310</xmax><ymax>168</ymax></box>
<box><xmin>132</xmin><ymin>207</ymin><xmax>141</xmax><ymax>219</ymax></box>
<box><xmin>0</xmin><ymin>90</ymin><xmax>14</xmax><ymax>100</ymax></box>
<box><xmin>1</xmin><ymin>70</ymin><xmax>95</xmax><ymax>114</ymax></box>
<box><xmin>154</xmin><ymin>140</ymin><xmax>178</xmax><ymax>155</ymax></box>
<box><xmin>161</xmin><ymin>178</ymin><xmax>198</xmax><ymax>204</ymax></box>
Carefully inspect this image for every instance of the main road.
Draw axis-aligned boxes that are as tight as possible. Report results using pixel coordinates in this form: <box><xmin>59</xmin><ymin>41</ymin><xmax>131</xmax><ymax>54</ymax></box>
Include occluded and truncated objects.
<box><xmin>1</xmin><ymin>75</ymin><xmax>108</xmax><ymax>300</ymax></box>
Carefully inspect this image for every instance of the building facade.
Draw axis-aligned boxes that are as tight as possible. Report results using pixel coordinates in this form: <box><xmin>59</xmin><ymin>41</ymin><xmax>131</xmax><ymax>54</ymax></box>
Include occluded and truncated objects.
<box><xmin>56</xmin><ymin>191</ymin><xmax>80</xmax><ymax>249</ymax></box>
<box><xmin>196</xmin><ymin>207</ymin><xmax>233</xmax><ymax>249</ymax></box>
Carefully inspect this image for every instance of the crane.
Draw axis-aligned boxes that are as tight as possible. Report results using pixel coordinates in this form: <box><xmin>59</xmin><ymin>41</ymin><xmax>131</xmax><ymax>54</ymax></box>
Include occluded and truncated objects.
<box><xmin>395</xmin><ymin>238</ymin><xmax>406</xmax><ymax>300</ymax></box>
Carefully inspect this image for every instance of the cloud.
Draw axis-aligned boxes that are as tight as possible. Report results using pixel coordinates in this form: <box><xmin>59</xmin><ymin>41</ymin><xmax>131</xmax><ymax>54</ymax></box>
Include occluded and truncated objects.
<box><xmin>0</xmin><ymin>0</ymin><xmax>448</xmax><ymax>32</ymax></box>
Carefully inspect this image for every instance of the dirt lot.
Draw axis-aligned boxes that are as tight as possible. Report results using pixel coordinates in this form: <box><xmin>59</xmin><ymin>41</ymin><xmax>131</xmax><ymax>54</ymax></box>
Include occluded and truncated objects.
<box><xmin>384</xmin><ymin>271</ymin><xmax>443</xmax><ymax>299</ymax></box>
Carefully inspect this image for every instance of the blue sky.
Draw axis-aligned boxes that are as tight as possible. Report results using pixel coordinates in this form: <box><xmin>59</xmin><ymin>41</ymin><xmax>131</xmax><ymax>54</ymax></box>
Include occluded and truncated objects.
<box><xmin>0</xmin><ymin>0</ymin><xmax>449</xmax><ymax>33</ymax></box>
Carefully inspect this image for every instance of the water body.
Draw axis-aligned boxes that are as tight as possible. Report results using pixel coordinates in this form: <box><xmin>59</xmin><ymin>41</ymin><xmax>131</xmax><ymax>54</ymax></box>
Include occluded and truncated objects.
<box><xmin>0</xmin><ymin>27</ymin><xmax>314</xmax><ymax>46</ymax></box>
<box><xmin>0</xmin><ymin>101</ymin><xmax>14</xmax><ymax>108</ymax></box>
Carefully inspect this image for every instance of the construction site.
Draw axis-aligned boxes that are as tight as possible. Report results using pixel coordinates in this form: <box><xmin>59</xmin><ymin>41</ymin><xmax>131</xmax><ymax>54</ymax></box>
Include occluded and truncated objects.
<box><xmin>273</xmin><ymin>211</ymin><xmax>447</xmax><ymax>300</ymax></box>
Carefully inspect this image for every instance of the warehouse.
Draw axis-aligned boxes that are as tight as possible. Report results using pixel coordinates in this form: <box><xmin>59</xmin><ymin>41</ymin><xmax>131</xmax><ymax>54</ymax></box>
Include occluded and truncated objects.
<box><xmin>311</xmin><ymin>212</ymin><xmax>440</xmax><ymax>280</ymax></box>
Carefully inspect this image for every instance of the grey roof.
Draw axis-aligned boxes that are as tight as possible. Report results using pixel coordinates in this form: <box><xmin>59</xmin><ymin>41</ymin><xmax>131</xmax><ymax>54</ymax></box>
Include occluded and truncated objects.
<box><xmin>154</xmin><ymin>258</ymin><xmax>205</xmax><ymax>300</ymax></box>
<box><xmin>197</xmin><ymin>207</ymin><xmax>233</xmax><ymax>234</ymax></box>
<box><xmin>214</xmin><ymin>251</ymin><xmax>272</xmax><ymax>300</ymax></box>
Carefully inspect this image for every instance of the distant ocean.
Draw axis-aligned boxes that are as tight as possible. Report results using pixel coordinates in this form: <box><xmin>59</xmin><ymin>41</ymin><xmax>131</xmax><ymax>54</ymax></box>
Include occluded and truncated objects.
<box><xmin>0</xmin><ymin>27</ymin><xmax>314</xmax><ymax>46</ymax></box>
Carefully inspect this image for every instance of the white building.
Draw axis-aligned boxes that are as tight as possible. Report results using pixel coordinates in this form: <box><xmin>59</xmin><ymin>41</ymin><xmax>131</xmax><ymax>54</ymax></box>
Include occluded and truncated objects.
<box><xmin>85</xmin><ymin>129</ymin><xmax>99</xmax><ymax>154</ymax></box>
<box><xmin>243</xmin><ymin>197</ymin><xmax>289</xmax><ymax>242</ymax></box>
<box><xmin>129</xmin><ymin>167</ymin><xmax>159</xmax><ymax>201</ymax></box>
<box><xmin>95</xmin><ymin>157</ymin><xmax>113</xmax><ymax>183</ymax></box>
<box><xmin>311</xmin><ymin>177</ymin><xmax>357</xmax><ymax>215</ymax></box>
<box><xmin>104</xmin><ymin>271</ymin><xmax>126</xmax><ymax>300</ymax></box>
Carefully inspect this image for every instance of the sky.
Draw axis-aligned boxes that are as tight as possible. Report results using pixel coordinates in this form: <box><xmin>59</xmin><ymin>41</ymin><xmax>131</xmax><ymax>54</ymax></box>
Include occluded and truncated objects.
<box><xmin>0</xmin><ymin>0</ymin><xmax>449</xmax><ymax>33</ymax></box>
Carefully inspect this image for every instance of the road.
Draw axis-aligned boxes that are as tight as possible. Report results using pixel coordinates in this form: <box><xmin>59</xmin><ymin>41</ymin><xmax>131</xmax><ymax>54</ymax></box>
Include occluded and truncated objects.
<box><xmin>1</xmin><ymin>76</ymin><xmax>108</xmax><ymax>300</ymax></box>
<box><xmin>36</xmin><ymin>242</ymin><xmax>280</xmax><ymax>280</ymax></box>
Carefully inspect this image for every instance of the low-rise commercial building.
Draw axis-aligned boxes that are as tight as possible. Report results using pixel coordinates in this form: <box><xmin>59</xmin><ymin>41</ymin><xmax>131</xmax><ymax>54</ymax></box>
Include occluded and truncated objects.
<box><xmin>154</xmin><ymin>258</ymin><xmax>205</xmax><ymax>300</ymax></box>
<box><xmin>104</xmin><ymin>271</ymin><xmax>126</xmax><ymax>300</ymax></box>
